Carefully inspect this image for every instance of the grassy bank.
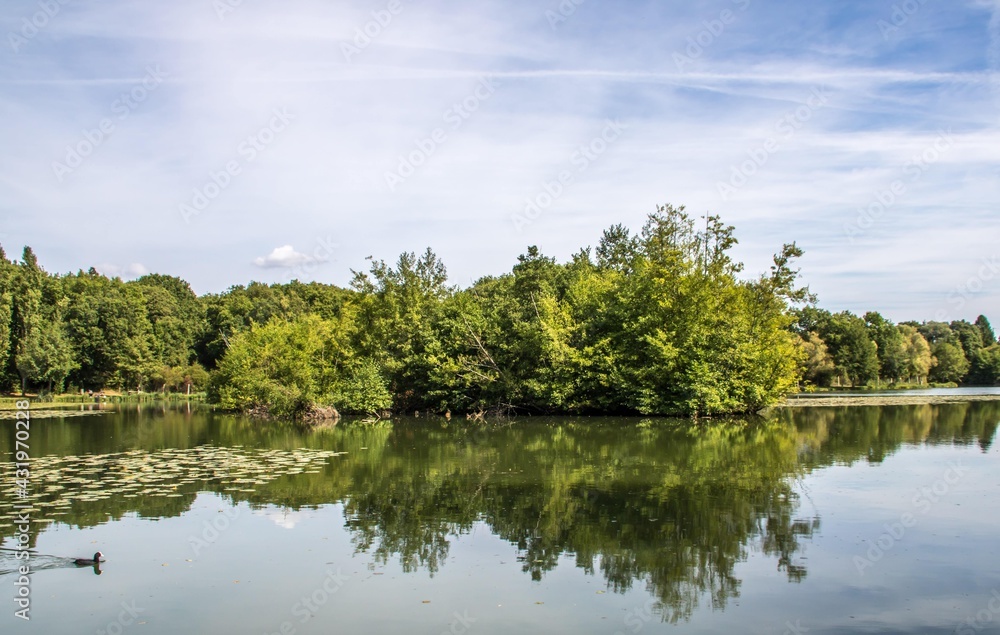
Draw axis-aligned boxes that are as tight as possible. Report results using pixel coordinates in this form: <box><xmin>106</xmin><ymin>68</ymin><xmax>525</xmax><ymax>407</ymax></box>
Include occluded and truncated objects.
<box><xmin>798</xmin><ymin>381</ymin><xmax>962</xmax><ymax>393</ymax></box>
<box><xmin>784</xmin><ymin>393</ymin><xmax>1000</xmax><ymax>408</ymax></box>
<box><xmin>0</xmin><ymin>392</ymin><xmax>207</xmax><ymax>410</ymax></box>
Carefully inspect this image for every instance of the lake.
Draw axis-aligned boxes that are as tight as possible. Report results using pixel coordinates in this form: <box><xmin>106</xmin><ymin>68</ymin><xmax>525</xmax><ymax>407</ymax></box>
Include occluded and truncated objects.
<box><xmin>2</xmin><ymin>401</ymin><xmax>999</xmax><ymax>634</ymax></box>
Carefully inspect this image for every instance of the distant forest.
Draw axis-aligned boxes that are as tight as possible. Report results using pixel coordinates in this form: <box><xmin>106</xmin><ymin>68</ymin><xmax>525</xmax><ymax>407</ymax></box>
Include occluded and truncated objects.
<box><xmin>2</xmin><ymin>205</ymin><xmax>997</xmax><ymax>418</ymax></box>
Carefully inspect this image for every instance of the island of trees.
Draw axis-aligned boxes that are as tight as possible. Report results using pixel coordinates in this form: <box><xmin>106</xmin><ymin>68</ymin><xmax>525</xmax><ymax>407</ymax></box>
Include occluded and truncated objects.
<box><xmin>2</xmin><ymin>205</ymin><xmax>998</xmax><ymax>419</ymax></box>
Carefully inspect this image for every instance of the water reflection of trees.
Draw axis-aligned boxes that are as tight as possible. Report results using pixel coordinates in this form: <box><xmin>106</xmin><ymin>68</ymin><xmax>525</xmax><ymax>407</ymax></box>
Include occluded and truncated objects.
<box><xmin>784</xmin><ymin>402</ymin><xmax>998</xmax><ymax>466</ymax></box>
<box><xmin>1</xmin><ymin>402</ymin><xmax>998</xmax><ymax>622</ymax></box>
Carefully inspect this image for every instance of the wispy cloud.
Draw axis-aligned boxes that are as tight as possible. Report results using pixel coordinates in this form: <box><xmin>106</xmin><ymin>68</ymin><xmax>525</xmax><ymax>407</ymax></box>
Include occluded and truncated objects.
<box><xmin>0</xmin><ymin>0</ymin><xmax>998</xmax><ymax>322</ymax></box>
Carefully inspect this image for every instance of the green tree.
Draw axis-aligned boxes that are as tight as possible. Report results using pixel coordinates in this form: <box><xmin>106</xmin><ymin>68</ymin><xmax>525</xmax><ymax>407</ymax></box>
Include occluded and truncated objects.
<box><xmin>152</xmin><ymin>363</ymin><xmax>211</xmax><ymax>394</ymax></box>
<box><xmin>131</xmin><ymin>274</ymin><xmax>206</xmax><ymax>368</ymax></box>
<box><xmin>196</xmin><ymin>281</ymin><xmax>314</xmax><ymax>369</ymax></box>
<box><xmin>181</xmin><ymin>363</ymin><xmax>210</xmax><ymax>394</ymax></box>
<box><xmin>797</xmin><ymin>332</ymin><xmax>836</xmax><ymax>387</ymax></box>
<box><xmin>62</xmin><ymin>270</ymin><xmax>157</xmax><ymax>390</ymax></box>
<box><xmin>950</xmin><ymin>320</ymin><xmax>984</xmax><ymax>362</ymax></box>
<box><xmin>18</xmin><ymin>321</ymin><xmax>77</xmax><ymax>393</ymax></box>
<box><xmin>865</xmin><ymin>312</ymin><xmax>907</xmax><ymax>383</ymax></box>
<box><xmin>616</xmin><ymin>208</ymin><xmax>748</xmax><ymax>414</ymax></box>
<box><xmin>595</xmin><ymin>223</ymin><xmax>639</xmax><ymax>273</ymax></box>
<box><xmin>975</xmin><ymin>315</ymin><xmax>997</xmax><ymax>346</ymax></box>
<box><xmin>332</xmin><ymin>359</ymin><xmax>393</xmax><ymax>415</ymax></box>
<box><xmin>590</xmin><ymin>207</ymin><xmax>805</xmax><ymax>414</ymax></box>
<box><xmin>211</xmin><ymin>314</ymin><xmax>389</xmax><ymax>418</ymax></box>
<box><xmin>821</xmin><ymin>312</ymin><xmax>878</xmax><ymax>387</ymax></box>
<box><xmin>18</xmin><ymin>203</ymin><xmax>981</xmax><ymax>413</ymax></box>
<box><xmin>899</xmin><ymin>325</ymin><xmax>933</xmax><ymax>384</ymax></box>
<box><xmin>970</xmin><ymin>345</ymin><xmax>1000</xmax><ymax>385</ymax></box>
<box><xmin>0</xmin><ymin>245</ymin><xmax>14</xmax><ymax>392</ymax></box>
<box><xmin>917</xmin><ymin>321</ymin><xmax>953</xmax><ymax>346</ymax></box>
<box><xmin>349</xmin><ymin>248</ymin><xmax>453</xmax><ymax>412</ymax></box>
<box><xmin>150</xmin><ymin>365</ymin><xmax>185</xmax><ymax>393</ymax></box>
<box><xmin>929</xmin><ymin>341</ymin><xmax>970</xmax><ymax>384</ymax></box>
<box><xmin>10</xmin><ymin>247</ymin><xmax>44</xmax><ymax>394</ymax></box>
<box><xmin>792</xmin><ymin>306</ymin><xmax>832</xmax><ymax>336</ymax></box>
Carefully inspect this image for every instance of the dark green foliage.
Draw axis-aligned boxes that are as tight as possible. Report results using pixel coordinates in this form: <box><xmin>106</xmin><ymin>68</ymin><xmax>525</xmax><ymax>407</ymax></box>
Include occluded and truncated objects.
<box><xmin>970</xmin><ymin>346</ymin><xmax>1000</xmax><ymax>386</ymax></box>
<box><xmin>798</xmin><ymin>310</ymin><xmax>878</xmax><ymax>387</ymax></box>
<box><xmin>929</xmin><ymin>341</ymin><xmax>970</xmax><ymax>384</ymax></box>
<box><xmin>975</xmin><ymin>315</ymin><xmax>997</xmax><ymax>346</ymax></box>
<box><xmin>595</xmin><ymin>223</ymin><xmax>639</xmax><ymax>272</ymax></box>
<box><xmin>17</xmin><ymin>320</ymin><xmax>76</xmax><ymax>393</ymax></box>
<box><xmin>131</xmin><ymin>274</ymin><xmax>206</xmax><ymax>368</ymax></box>
<box><xmin>865</xmin><ymin>312</ymin><xmax>907</xmax><ymax>382</ymax></box>
<box><xmin>950</xmin><ymin>320</ymin><xmax>984</xmax><ymax>359</ymax></box>
<box><xmin>62</xmin><ymin>271</ymin><xmax>157</xmax><ymax>390</ymax></box>
<box><xmin>917</xmin><ymin>321</ymin><xmax>953</xmax><ymax>346</ymax></box>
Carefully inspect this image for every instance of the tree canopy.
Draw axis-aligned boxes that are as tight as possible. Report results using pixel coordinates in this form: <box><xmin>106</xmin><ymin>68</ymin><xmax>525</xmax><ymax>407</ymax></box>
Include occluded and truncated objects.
<box><xmin>2</xmin><ymin>205</ymin><xmax>998</xmax><ymax>414</ymax></box>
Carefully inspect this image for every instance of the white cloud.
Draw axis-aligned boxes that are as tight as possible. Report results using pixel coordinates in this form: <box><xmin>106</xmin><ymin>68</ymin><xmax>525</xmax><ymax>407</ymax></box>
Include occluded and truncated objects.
<box><xmin>93</xmin><ymin>262</ymin><xmax>148</xmax><ymax>279</ymax></box>
<box><xmin>253</xmin><ymin>245</ymin><xmax>314</xmax><ymax>269</ymax></box>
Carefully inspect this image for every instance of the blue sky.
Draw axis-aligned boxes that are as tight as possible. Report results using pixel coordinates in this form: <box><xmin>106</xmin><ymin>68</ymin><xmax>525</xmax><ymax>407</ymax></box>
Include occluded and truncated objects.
<box><xmin>0</xmin><ymin>0</ymin><xmax>998</xmax><ymax>323</ymax></box>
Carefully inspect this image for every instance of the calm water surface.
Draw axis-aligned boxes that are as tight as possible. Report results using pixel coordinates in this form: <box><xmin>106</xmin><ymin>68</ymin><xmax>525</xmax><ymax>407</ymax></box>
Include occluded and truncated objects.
<box><xmin>2</xmin><ymin>402</ymin><xmax>999</xmax><ymax>634</ymax></box>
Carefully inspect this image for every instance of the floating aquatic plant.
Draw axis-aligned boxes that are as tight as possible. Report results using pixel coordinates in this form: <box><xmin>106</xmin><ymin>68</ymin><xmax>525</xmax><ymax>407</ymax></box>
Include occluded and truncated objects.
<box><xmin>0</xmin><ymin>446</ymin><xmax>346</xmax><ymax>530</ymax></box>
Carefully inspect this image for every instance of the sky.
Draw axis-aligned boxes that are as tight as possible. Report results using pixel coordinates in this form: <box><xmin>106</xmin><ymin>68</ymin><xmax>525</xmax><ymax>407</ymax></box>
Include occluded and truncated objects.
<box><xmin>0</xmin><ymin>0</ymin><xmax>998</xmax><ymax>324</ymax></box>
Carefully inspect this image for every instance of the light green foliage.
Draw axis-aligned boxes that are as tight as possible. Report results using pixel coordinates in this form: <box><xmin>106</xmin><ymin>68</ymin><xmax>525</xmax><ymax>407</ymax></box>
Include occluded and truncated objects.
<box><xmin>196</xmin><ymin>280</ymin><xmax>337</xmax><ymax>369</ymax></box>
<box><xmin>151</xmin><ymin>363</ymin><xmax>210</xmax><ymax>393</ymax></box>
<box><xmin>0</xmin><ymin>246</ymin><xmax>14</xmax><ymax>391</ymax></box>
<box><xmin>332</xmin><ymin>359</ymin><xmax>393</xmax><ymax>415</ymax></box>
<box><xmin>899</xmin><ymin>325</ymin><xmax>933</xmax><ymax>384</ymax></box>
<box><xmin>211</xmin><ymin>314</ymin><xmax>389</xmax><ymax>418</ymax></box>
<box><xmin>911</xmin><ymin>321</ymin><xmax>975</xmax><ymax>385</ymax></box>
<box><xmin>797</xmin><ymin>331</ymin><xmax>836</xmax><ymax>387</ymax></box>
<box><xmin>183</xmin><ymin>363</ymin><xmax>210</xmax><ymax>392</ymax></box>
<box><xmin>212</xmin><ymin>315</ymin><xmax>340</xmax><ymax>417</ymax></box>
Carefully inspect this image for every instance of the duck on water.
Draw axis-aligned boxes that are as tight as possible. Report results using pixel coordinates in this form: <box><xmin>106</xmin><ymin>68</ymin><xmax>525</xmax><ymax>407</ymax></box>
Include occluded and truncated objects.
<box><xmin>74</xmin><ymin>552</ymin><xmax>104</xmax><ymax>566</ymax></box>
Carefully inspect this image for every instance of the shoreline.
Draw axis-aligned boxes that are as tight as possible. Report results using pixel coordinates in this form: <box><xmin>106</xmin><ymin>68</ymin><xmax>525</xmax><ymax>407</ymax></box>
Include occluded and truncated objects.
<box><xmin>782</xmin><ymin>394</ymin><xmax>1000</xmax><ymax>408</ymax></box>
<box><xmin>4</xmin><ymin>393</ymin><xmax>1000</xmax><ymax>415</ymax></box>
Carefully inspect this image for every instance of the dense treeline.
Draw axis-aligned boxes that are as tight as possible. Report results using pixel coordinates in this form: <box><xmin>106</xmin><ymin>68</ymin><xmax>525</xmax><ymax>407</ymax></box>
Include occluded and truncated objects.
<box><xmin>793</xmin><ymin>307</ymin><xmax>1000</xmax><ymax>388</ymax></box>
<box><xmin>2</xmin><ymin>204</ymin><xmax>998</xmax><ymax>417</ymax></box>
